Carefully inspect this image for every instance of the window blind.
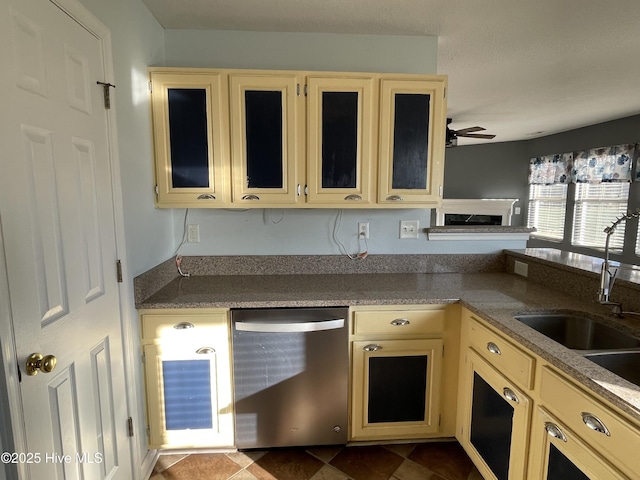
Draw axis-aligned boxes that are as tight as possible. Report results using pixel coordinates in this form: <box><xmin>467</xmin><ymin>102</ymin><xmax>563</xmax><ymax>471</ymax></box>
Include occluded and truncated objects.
<box><xmin>528</xmin><ymin>184</ymin><xmax>567</xmax><ymax>240</ymax></box>
<box><xmin>572</xmin><ymin>183</ymin><xmax>630</xmax><ymax>251</ymax></box>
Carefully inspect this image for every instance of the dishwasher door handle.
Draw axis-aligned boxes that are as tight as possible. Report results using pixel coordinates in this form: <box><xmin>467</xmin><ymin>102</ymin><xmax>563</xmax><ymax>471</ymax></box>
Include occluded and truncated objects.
<box><xmin>235</xmin><ymin>318</ymin><xmax>344</xmax><ymax>333</ymax></box>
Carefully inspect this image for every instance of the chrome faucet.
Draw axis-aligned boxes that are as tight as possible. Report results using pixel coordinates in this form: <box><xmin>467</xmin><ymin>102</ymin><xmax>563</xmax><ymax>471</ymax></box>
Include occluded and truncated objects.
<box><xmin>598</xmin><ymin>209</ymin><xmax>640</xmax><ymax>313</ymax></box>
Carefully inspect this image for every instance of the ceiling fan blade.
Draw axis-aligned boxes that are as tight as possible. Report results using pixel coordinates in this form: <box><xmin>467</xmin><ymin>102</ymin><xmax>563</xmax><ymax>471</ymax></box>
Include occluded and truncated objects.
<box><xmin>454</xmin><ymin>126</ymin><xmax>485</xmax><ymax>135</ymax></box>
<box><xmin>458</xmin><ymin>133</ymin><xmax>496</xmax><ymax>139</ymax></box>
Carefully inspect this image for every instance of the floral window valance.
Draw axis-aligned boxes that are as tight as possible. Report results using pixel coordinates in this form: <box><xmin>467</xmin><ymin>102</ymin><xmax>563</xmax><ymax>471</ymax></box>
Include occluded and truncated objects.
<box><xmin>530</xmin><ymin>144</ymin><xmax>638</xmax><ymax>185</ymax></box>
<box><xmin>572</xmin><ymin>143</ymin><xmax>635</xmax><ymax>183</ymax></box>
<box><xmin>529</xmin><ymin>153</ymin><xmax>573</xmax><ymax>185</ymax></box>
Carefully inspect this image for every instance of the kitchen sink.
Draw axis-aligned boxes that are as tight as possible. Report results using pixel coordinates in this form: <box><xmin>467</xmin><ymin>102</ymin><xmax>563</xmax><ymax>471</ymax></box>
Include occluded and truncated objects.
<box><xmin>583</xmin><ymin>351</ymin><xmax>640</xmax><ymax>387</ymax></box>
<box><xmin>513</xmin><ymin>313</ymin><xmax>640</xmax><ymax>350</ymax></box>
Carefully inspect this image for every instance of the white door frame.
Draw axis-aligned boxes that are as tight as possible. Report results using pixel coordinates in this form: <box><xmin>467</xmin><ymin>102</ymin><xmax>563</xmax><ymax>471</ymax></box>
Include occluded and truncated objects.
<box><xmin>1</xmin><ymin>0</ymin><xmax>142</xmax><ymax>478</ymax></box>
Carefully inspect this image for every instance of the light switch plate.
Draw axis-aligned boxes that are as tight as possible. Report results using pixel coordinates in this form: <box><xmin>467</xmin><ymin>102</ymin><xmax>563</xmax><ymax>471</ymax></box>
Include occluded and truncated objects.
<box><xmin>400</xmin><ymin>220</ymin><xmax>419</xmax><ymax>239</ymax></box>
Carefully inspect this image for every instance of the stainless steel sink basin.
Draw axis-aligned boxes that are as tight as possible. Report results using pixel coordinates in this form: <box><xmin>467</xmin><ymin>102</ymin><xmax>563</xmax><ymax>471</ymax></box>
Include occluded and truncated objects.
<box><xmin>583</xmin><ymin>351</ymin><xmax>640</xmax><ymax>387</ymax></box>
<box><xmin>513</xmin><ymin>313</ymin><xmax>640</xmax><ymax>350</ymax></box>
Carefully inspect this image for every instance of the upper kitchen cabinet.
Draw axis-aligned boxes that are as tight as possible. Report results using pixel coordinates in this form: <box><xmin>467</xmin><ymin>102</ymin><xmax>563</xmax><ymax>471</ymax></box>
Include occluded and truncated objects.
<box><xmin>149</xmin><ymin>70</ymin><xmax>231</xmax><ymax>207</ymax></box>
<box><xmin>306</xmin><ymin>75</ymin><xmax>376</xmax><ymax>205</ymax></box>
<box><xmin>148</xmin><ymin>68</ymin><xmax>447</xmax><ymax>208</ymax></box>
<box><xmin>378</xmin><ymin>77</ymin><xmax>447</xmax><ymax>205</ymax></box>
<box><xmin>229</xmin><ymin>73</ymin><xmax>302</xmax><ymax>205</ymax></box>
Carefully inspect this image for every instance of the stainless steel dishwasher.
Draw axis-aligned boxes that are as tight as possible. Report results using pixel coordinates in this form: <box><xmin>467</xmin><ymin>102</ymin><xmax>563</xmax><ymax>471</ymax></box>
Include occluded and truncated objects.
<box><xmin>231</xmin><ymin>307</ymin><xmax>349</xmax><ymax>449</ymax></box>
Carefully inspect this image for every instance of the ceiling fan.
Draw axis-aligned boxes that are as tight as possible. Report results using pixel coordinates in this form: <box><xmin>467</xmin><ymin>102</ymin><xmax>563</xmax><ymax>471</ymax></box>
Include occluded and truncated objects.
<box><xmin>446</xmin><ymin>118</ymin><xmax>496</xmax><ymax>147</ymax></box>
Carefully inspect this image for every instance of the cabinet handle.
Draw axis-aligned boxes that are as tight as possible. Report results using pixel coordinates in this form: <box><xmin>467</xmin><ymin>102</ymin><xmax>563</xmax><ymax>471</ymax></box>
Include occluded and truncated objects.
<box><xmin>197</xmin><ymin>194</ymin><xmax>216</xmax><ymax>200</ymax></box>
<box><xmin>297</xmin><ymin>184</ymin><xmax>301</xmax><ymax>196</ymax></box>
<box><xmin>581</xmin><ymin>412</ymin><xmax>611</xmax><ymax>436</ymax></box>
<box><xmin>390</xmin><ymin>318</ymin><xmax>410</xmax><ymax>326</ymax></box>
<box><xmin>196</xmin><ymin>347</ymin><xmax>216</xmax><ymax>355</ymax></box>
<box><xmin>242</xmin><ymin>194</ymin><xmax>260</xmax><ymax>200</ymax></box>
<box><xmin>502</xmin><ymin>387</ymin><xmax>520</xmax><ymax>404</ymax></box>
<box><xmin>386</xmin><ymin>195</ymin><xmax>404</xmax><ymax>201</ymax></box>
<box><xmin>486</xmin><ymin>342</ymin><xmax>502</xmax><ymax>355</ymax></box>
<box><xmin>363</xmin><ymin>344</ymin><xmax>382</xmax><ymax>352</ymax></box>
<box><xmin>544</xmin><ymin>422</ymin><xmax>567</xmax><ymax>442</ymax></box>
<box><xmin>173</xmin><ymin>322</ymin><xmax>195</xmax><ymax>330</ymax></box>
<box><xmin>344</xmin><ymin>194</ymin><xmax>362</xmax><ymax>201</ymax></box>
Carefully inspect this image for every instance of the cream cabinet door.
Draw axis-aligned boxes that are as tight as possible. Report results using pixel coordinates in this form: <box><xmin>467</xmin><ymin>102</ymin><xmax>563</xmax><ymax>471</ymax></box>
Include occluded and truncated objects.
<box><xmin>229</xmin><ymin>73</ymin><xmax>303</xmax><ymax>206</ymax></box>
<box><xmin>378</xmin><ymin>77</ymin><xmax>447</xmax><ymax>205</ymax></box>
<box><xmin>527</xmin><ymin>407</ymin><xmax>626</xmax><ymax>480</ymax></box>
<box><xmin>150</xmin><ymin>71</ymin><xmax>231</xmax><ymax>206</ymax></box>
<box><xmin>351</xmin><ymin>338</ymin><xmax>443</xmax><ymax>440</ymax></box>
<box><xmin>141</xmin><ymin>312</ymin><xmax>234</xmax><ymax>449</ymax></box>
<box><xmin>306</xmin><ymin>75</ymin><xmax>376</xmax><ymax>205</ymax></box>
<box><xmin>457</xmin><ymin>348</ymin><xmax>531</xmax><ymax>480</ymax></box>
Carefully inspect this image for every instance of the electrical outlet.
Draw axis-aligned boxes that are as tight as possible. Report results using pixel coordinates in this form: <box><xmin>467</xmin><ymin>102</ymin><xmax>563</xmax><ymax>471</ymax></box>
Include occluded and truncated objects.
<box><xmin>400</xmin><ymin>220</ymin><xmax>419</xmax><ymax>239</ymax></box>
<box><xmin>187</xmin><ymin>224</ymin><xmax>200</xmax><ymax>243</ymax></box>
<box><xmin>514</xmin><ymin>260</ymin><xmax>528</xmax><ymax>277</ymax></box>
<box><xmin>358</xmin><ymin>222</ymin><xmax>369</xmax><ymax>239</ymax></box>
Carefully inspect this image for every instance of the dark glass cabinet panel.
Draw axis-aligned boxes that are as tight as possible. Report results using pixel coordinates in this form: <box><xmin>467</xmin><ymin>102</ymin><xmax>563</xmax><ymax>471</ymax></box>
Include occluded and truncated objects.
<box><xmin>244</xmin><ymin>90</ymin><xmax>284</xmax><ymax>189</ymax></box>
<box><xmin>167</xmin><ymin>88</ymin><xmax>210</xmax><ymax>188</ymax></box>
<box><xmin>470</xmin><ymin>372</ymin><xmax>513</xmax><ymax>480</ymax></box>
<box><xmin>546</xmin><ymin>444</ymin><xmax>590</xmax><ymax>480</ymax></box>
<box><xmin>162</xmin><ymin>359</ymin><xmax>213</xmax><ymax>430</ymax></box>
<box><xmin>391</xmin><ymin>93</ymin><xmax>430</xmax><ymax>190</ymax></box>
<box><xmin>321</xmin><ymin>92</ymin><xmax>358</xmax><ymax>189</ymax></box>
<box><xmin>368</xmin><ymin>355</ymin><xmax>427</xmax><ymax>423</ymax></box>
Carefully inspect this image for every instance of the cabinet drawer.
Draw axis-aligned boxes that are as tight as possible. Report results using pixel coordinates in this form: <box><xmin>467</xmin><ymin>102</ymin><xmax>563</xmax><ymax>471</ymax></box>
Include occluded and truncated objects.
<box><xmin>141</xmin><ymin>312</ymin><xmax>228</xmax><ymax>341</ymax></box>
<box><xmin>353</xmin><ymin>309</ymin><xmax>444</xmax><ymax>335</ymax></box>
<box><xmin>540</xmin><ymin>366</ymin><xmax>640</xmax><ymax>477</ymax></box>
<box><xmin>468</xmin><ymin>316</ymin><xmax>534</xmax><ymax>389</ymax></box>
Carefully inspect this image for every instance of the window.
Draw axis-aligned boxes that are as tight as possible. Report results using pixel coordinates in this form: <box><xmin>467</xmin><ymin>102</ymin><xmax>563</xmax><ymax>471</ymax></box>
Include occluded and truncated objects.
<box><xmin>527</xmin><ymin>184</ymin><xmax>567</xmax><ymax>241</ymax></box>
<box><xmin>572</xmin><ymin>183</ymin><xmax>630</xmax><ymax>251</ymax></box>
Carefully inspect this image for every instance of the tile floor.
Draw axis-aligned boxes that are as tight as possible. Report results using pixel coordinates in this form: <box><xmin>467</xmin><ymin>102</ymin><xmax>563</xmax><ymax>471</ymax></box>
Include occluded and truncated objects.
<box><xmin>150</xmin><ymin>441</ymin><xmax>484</xmax><ymax>480</ymax></box>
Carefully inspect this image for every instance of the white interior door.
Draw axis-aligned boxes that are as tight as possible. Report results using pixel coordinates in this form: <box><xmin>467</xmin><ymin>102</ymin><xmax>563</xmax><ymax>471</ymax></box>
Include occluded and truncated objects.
<box><xmin>0</xmin><ymin>0</ymin><xmax>132</xmax><ymax>479</ymax></box>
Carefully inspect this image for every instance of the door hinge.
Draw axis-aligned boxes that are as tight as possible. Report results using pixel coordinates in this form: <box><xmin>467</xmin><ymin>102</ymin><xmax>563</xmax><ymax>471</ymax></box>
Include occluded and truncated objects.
<box><xmin>444</xmin><ymin>87</ymin><xmax>447</xmax><ymax>99</ymax></box>
<box><xmin>116</xmin><ymin>260</ymin><xmax>123</xmax><ymax>283</ymax></box>
<box><xmin>96</xmin><ymin>81</ymin><xmax>116</xmax><ymax>109</ymax></box>
<box><xmin>439</xmin><ymin>185</ymin><xmax>443</xmax><ymax>197</ymax></box>
<box><xmin>127</xmin><ymin>417</ymin><xmax>134</xmax><ymax>437</ymax></box>
<box><xmin>141</xmin><ymin>352</ymin><xmax>146</xmax><ymax>364</ymax></box>
<box><xmin>155</xmin><ymin>185</ymin><xmax>159</xmax><ymax>197</ymax></box>
<box><xmin>148</xmin><ymin>81</ymin><xmax>153</xmax><ymax>93</ymax></box>
<box><xmin>146</xmin><ymin>425</ymin><xmax>151</xmax><ymax>438</ymax></box>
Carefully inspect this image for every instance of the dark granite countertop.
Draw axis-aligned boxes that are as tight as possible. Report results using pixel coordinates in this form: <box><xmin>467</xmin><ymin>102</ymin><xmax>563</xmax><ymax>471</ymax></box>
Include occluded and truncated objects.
<box><xmin>137</xmin><ymin>270</ymin><xmax>640</xmax><ymax>423</ymax></box>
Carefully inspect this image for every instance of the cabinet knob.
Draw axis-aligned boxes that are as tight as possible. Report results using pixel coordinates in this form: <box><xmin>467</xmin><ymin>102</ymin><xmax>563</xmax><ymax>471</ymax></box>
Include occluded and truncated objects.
<box><xmin>242</xmin><ymin>194</ymin><xmax>260</xmax><ymax>200</ymax></box>
<box><xmin>386</xmin><ymin>195</ymin><xmax>404</xmax><ymax>201</ymax></box>
<box><xmin>544</xmin><ymin>422</ymin><xmax>567</xmax><ymax>442</ymax></box>
<box><xmin>581</xmin><ymin>412</ymin><xmax>610</xmax><ymax>436</ymax></box>
<box><xmin>363</xmin><ymin>344</ymin><xmax>382</xmax><ymax>352</ymax></box>
<box><xmin>502</xmin><ymin>387</ymin><xmax>520</xmax><ymax>404</ymax></box>
<box><xmin>196</xmin><ymin>347</ymin><xmax>216</xmax><ymax>355</ymax></box>
<box><xmin>390</xmin><ymin>318</ymin><xmax>410</xmax><ymax>326</ymax></box>
<box><xmin>486</xmin><ymin>342</ymin><xmax>502</xmax><ymax>355</ymax></box>
<box><xmin>197</xmin><ymin>194</ymin><xmax>216</xmax><ymax>200</ymax></box>
<box><xmin>344</xmin><ymin>194</ymin><xmax>362</xmax><ymax>201</ymax></box>
<box><xmin>173</xmin><ymin>322</ymin><xmax>195</xmax><ymax>330</ymax></box>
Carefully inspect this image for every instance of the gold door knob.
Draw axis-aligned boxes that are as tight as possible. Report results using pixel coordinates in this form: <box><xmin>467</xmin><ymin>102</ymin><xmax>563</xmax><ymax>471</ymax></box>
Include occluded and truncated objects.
<box><xmin>26</xmin><ymin>353</ymin><xmax>57</xmax><ymax>376</ymax></box>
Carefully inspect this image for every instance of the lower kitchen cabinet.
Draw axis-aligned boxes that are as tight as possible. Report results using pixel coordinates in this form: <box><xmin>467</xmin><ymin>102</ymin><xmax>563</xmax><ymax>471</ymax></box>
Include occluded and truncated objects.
<box><xmin>139</xmin><ymin>309</ymin><xmax>234</xmax><ymax>449</ymax></box>
<box><xmin>349</xmin><ymin>305</ymin><xmax>459</xmax><ymax>441</ymax></box>
<box><xmin>351</xmin><ymin>338</ymin><xmax>443</xmax><ymax>439</ymax></box>
<box><xmin>527</xmin><ymin>407</ymin><xmax>625</xmax><ymax>480</ymax></box>
<box><xmin>457</xmin><ymin>348</ymin><xmax>531</xmax><ymax>480</ymax></box>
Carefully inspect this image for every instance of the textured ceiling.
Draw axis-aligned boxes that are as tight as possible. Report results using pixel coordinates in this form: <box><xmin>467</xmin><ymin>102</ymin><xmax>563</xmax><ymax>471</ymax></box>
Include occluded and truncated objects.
<box><xmin>141</xmin><ymin>0</ymin><xmax>640</xmax><ymax>146</ymax></box>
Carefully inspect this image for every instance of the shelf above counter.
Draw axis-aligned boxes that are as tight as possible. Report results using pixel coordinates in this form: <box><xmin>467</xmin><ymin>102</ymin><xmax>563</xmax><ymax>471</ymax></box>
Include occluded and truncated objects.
<box><xmin>425</xmin><ymin>226</ymin><xmax>536</xmax><ymax>241</ymax></box>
